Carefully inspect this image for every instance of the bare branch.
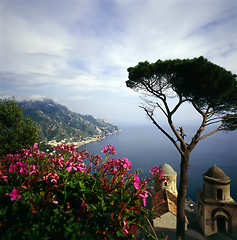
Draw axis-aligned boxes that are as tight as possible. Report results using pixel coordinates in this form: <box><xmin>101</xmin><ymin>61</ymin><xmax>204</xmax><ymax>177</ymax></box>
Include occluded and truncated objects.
<box><xmin>140</xmin><ymin>106</ymin><xmax>184</xmax><ymax>155</ymax></box>
<box><xmin>141</xmin><ymin>79</ymin><xmax>166</xmax><ymax>100</ymax></box>
<box><xmin>170</xmin><ymin>95</ymin><xmax>187</xmax><ymax>116</ymax></box>
<box><xmin>191</xmin><ymin>102</ymin><xmax>206</xmax><ymax>117</ymax></box>
<box><xmin>156</xmin><ymin>102</ymin><xmax>168</xmax><ymax>117</ymax></box>
<box><xmin>221</xmin><ymin>124</ymin><xmax>237</xmax><ymax>131</ymax></box>
<box><xmin>139</xmin><ymin>95</ymin><xmax>168</xmax><ymax>117</ymax></box>
<box><xmin>206</xmin><ymin>111</ymin><xmax>216</xmax><ymax>119</ymax></box>
<box><xmin>167</xmin><ymin>117</ymin><xmax>187</xmax><ymax>152</ymax></box>
<box><xmin>198</xmin><ymin>122</ymin><xmax>237</xmax><ymax>141</ymax></box>
<box><xmin>188</xmin><ymin>110</ymin><xmax>208</xmax><ymax>151</ymax></box>
<box><xmin>206</xmin><ymin>116</ymin><xmax>222</xmax><ymax>123</ymax></box>
<box><xmin>199</xmin><ymin>124</ymin><xmax>223</xmax><ymax>140</ymax></box>
<box><xmin>205</xmin><ymin>119</ymin><xmax>222</xmax><ymax>127</ymax></box>
<box><xmin>223</xmin><ymin>114</ymin><xmax>237</xmax><ymax>121</ymax></box>
<box><xmin>206</xmin><ymin>114</ymin><xmax>237</xmax><ymax>127</ymax></box>
<box><xmin>190</xmin><ymin>112</ymin><xmax>237</xmax><ymax>143</ymax></box>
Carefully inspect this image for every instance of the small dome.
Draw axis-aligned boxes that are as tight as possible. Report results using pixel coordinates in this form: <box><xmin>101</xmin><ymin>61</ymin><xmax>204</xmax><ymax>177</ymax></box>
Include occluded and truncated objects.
<box><xmin>203</xmin><ymin>165</ymin><xmax>230</xmax><ymax>184</ymax></box>
<box><xmin>159</xmin><ymin>163</ymin><xmax>177</xmax><ymax>176</ymax></box>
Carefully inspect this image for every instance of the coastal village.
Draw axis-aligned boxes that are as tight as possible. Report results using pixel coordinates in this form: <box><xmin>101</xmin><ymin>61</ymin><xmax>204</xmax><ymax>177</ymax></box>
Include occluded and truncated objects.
<box><xmin>45</xmin><ymin>127</ymin><xmax>120</xmax><ymax>148</ymax></box>
<box><xmin>151</xmin><ymin>163</ymin><xmax>237</xmax><ymax>240</ymax></box>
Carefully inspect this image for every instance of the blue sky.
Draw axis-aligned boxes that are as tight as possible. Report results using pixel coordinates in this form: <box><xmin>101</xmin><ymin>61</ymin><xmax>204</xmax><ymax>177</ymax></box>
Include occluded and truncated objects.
<box><xmin>0</xmin><ymin>0</ymin><xmax>237</xmax><ymax>125</ymax></box>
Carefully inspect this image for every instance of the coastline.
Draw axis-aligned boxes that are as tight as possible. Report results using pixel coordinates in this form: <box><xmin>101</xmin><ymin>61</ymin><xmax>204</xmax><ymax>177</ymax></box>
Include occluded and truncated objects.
<box><xmin>45</xmin><ymin>129</ymin><xmax>121</xmax><ymax>149</ymax></box>
<box><xmin>77</xmin><ymin>129</ymin><xmax>121</xmax><ymax>148</ymax></box>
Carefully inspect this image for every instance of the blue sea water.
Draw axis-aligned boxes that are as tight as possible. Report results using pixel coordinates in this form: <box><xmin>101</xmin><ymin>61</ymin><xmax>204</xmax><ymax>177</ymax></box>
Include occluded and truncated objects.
<box><xmin>79</xmin><ymin>124</ymin><xmax>237</xmax><ymax>202</ymax></box>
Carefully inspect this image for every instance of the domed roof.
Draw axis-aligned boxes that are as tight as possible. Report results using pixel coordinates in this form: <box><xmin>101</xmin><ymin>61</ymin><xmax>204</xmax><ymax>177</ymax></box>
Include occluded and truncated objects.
<box><xmin>159</xmin><ymin>163</ymin><xmax>177</xmax><ymax>176</ymax></box>
<box><xmin>203</xmin><ymin>165</ymin><xmax>230</xmax><ymax>184</ymax></box>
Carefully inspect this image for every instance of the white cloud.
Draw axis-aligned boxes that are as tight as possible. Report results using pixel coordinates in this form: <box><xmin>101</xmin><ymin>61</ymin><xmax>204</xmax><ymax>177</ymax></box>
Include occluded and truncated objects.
<box><xmin>0</xmin><ymin>0</ymin><xmax>236</xmax><ymax>124</ymax></box>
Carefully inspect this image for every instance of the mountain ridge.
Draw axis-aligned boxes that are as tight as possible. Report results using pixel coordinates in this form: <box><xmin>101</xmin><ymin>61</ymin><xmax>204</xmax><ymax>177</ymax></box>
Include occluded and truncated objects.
<box><xmin>18</xmin><ymin>98</ymin><xmax>120</xmax><ymax>148</ymax></box>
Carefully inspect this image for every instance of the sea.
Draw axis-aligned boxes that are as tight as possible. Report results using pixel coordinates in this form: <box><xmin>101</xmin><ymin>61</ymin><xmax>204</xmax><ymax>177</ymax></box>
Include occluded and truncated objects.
<box><xmin>79</xmin><ymin>124</ymin><xmax>237</xmax><ymax>202</ymax></box>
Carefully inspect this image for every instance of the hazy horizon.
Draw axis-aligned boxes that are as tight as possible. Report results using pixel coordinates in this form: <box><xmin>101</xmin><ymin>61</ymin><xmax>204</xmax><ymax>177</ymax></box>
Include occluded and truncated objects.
<box><xmin>1</xmin><ymin>0</ymin><xmax>237</xmax><ymax>125</ymax></box>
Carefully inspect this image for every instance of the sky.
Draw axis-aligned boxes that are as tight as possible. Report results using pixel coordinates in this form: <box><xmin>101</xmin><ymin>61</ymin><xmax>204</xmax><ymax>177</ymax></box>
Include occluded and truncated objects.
<box><xmin>0</xmin><ymin>0</ymin><xmax>237</xmax><ymax>126</ymax></box>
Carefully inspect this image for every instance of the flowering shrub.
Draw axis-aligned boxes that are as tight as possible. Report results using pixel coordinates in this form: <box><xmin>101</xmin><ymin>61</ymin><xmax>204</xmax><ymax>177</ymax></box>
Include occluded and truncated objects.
<box><xmin>0</xmin><ymin>143</ymin><xmax>163</xmax><ymax>239</ymax></box>
<box><xmin>150</xmin><ymin>166</ymin><xmax>164</xmax><ymax>177</ymax></box>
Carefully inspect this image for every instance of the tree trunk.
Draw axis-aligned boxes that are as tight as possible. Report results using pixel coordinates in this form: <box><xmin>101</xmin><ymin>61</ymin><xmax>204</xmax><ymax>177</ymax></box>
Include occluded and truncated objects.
<box><xmin>176</xmin><ymin>152</ymin><xmax>189</xmax><ymax>240</ymax></box>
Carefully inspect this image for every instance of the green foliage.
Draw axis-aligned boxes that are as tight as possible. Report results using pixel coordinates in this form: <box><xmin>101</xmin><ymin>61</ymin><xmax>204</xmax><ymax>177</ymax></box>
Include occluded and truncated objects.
<box><xmin>168</xmin><ymin>57</ymin><xmax>237</xmax><ymax>112</ymax></box>
<box><xmin>0</xmin><ymin>144</ymin><xmax>158</xmax><ymax>240</ymax></box>
<box><xmin>126</xmin><ymin>56</ymin><xmax>237</xmax><ymax>129</ymax></box>
<box><xmin>222</xmin><ymin>114</ymin><xmax>237</xmax><ymax>131</ymax></box>
<box><xmin>0</xmin><ymin>98</ymin><xmax>40</xmax><ymax>157</ymax></box>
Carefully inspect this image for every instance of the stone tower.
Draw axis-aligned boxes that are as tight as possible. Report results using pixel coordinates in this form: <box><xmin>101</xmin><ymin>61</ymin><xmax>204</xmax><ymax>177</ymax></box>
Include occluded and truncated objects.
<box><xmin>154</xmin><ymin>163</ymin><xmax>178</xmax><ymax>196</ymax></box>
<box><xmin>197</xmin><ymin>165</ymin><xmax>237</xmax><ymax>238</ymax></box>
<box><xmin>152</xmin><ymin>163</ymin><xmax>188</xmax><ymax>230</ymax></box>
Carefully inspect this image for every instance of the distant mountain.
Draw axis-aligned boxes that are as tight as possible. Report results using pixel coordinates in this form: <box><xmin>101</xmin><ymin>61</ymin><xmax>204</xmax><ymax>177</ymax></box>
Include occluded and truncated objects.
<box><xmin>18</xmin><ymin>98</ymin><xmax>119</xmax><ymax>147</ymax></box>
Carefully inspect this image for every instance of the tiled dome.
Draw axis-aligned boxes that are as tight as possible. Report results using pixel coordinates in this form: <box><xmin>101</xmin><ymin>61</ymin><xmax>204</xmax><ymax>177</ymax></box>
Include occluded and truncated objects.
<box><xmin>159</xmin><ymin>163</ymin><xmax>177</xmax><ymax>176</ymax></box>
<box><xmin>203</xmin><ymin>165</ymin><xmax>230</xmax><ymax>184</ymax></box>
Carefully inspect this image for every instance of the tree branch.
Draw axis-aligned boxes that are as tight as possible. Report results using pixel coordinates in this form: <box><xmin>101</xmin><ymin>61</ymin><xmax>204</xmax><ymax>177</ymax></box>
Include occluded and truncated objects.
<box><xmin>206</xmin><ymin>116</ymin><xmax>222</xmax><ymax>123</ymax></box>
<box><xmin>141</xmin><ymin>91</ymin><xmax>188</xmax><ymax>154</ymax></box>
<box><xmin>139</xmin><ymin>96</ymin><xmax>168</xmax><ymax>117</ymax></box>
<box><xmin>221</xmin><ymin>124</ymin><xmax>237</xmax><ymax>131</ymax></box>
<box><xmin>192</xmin><ymin>102</ymin><xmax>206</xmax><ymax>117</ymax></box>
<box><xmin>206</xmin><ymin>111</ymin><xmax>216</xmax><ymax>119</ymax></box>
<box><xmin>199</xmin><ymin>124</ymin><xmax>223</xmax><ymax>140</ymax></box>
<box><xmin>167</xmin><ymin>116</ymin><xmax>187</xmax><ymax>153</ymax></box>
<box><xmin>188</xmin><ymin>109</ymin><xmax>209</xmax><ymax>151</ymax></box>
<box><xmin>170</xmin><ymin>95</ymin><xmax>186</xmax><ymax>116</ymax></box>
<box><xmin>140</xmin><ymin>106</ymin><xmax>184</xmax><ymax>155</ymax></box>
<box><xmin>141</xmin><ymin>80</ymin><xmax>166</xmax><ymax>100</ymax></box>
<box><xmin>156</xmin><ymin>102</ymin><xmax>168</xmax><ymax>117</ymax></box>
<box><xmin>200</xmin><ymin>122</ymin><xmax>237</xmax><ymax>140</ymax></box>
<box><xmin>205</xmin><ymin>119</ymin><xmax>222</xmax><ymax>127</ymax></box>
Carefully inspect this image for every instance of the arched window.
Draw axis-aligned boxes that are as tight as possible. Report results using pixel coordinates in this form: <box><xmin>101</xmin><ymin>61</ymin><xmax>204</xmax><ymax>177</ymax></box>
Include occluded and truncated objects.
<box><xmin>217</xmin><ymin>189</ymin><xmax>222</xmax><ymax>200</ymax></box>
<box><xmin>164</xmin><ymin>182</ymin><xmax>167</xmax><ymax>187</ymax></box>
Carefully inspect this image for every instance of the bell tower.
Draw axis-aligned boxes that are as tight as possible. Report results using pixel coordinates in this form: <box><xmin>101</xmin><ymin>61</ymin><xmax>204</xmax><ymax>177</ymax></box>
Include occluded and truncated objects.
<box><xmin>152</xmin><ymin>163</ymin><xmax>188</xmax><ymax>230</ymax></box>
<box><xmin>197</xmin><ymin>165</ymin><xmax>237</xmax><ymax>237</ymax></box>
<box><xmin>154</xmin><ymin>163</ymin><xmax>178</xmax><ymax>196</ymax></box>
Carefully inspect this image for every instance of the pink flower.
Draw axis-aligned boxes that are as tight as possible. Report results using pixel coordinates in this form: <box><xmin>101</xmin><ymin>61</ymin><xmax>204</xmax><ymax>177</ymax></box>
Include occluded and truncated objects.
<box><xmin>101</xmin><ymin>145</ymin><xmax>116</xmax><ymax>156</ymax></box>
<box><xmin>50</xmin><ymin>171</ymin><xmax>59</xmax><ymax>183</ymax></box>
<box><xmin>78</xmin><ymin>164</ymin><xmax>86</xmax><ymax>172</ymax></box>
<box><xmin>66</xmin><ymin>163</ymin><xmax>77</xmax><ymax>172</ymax></box>
<box><xmin>122</xmin><ymin>158</ymin><xmax>131</xmax><ymax>170</ymax></box>
<box><xmin>43</xmin><ymin>171</ymin><xmax>59</xmax><ymax>183</ymax></box>
<box><xmin>133</xmin><ymin>173</ymin><xmax>140</xmax><ymax>189</ymax></box>
<box><xmin>58</xmin><ymin>156</ymin><xmax>65</xmax><ymax>167</ymax></box>
<box><xmin>33</xmin><ymin>143</ymin><xmax>38</xmax><ymax>149</ymax></box>
<box><xmin>0</xmin><ymin>171</ymin><xmax>8</xmax><ymax>181</ymax></box>
<box><xmin>122</xmin><ymin>220</ymin><xmax>129</xmax><ymax>235</ymax></box>
<box><xmin>150</xmin><ymin>166</ymin><xmax>163</xmax><ymax>177</ymax></box>
<box><xmin>29</xmin><ymin>165</ymin><xmax>39</xmax><ymax>175</ymax></box>
<box><xmin>2</xmin><ymin>175</ymin><xmax>8</xmax><ymax>181</ymax></box>
<box><xmin>52</xmin><ymin>199</ymin><xmax>58</xmax><ymax>204</ymax></box>
<box><xmin>54</xmin><ymin>143</ymin><xmax>77</xmax><ymax>153</ymax></box>
<box><xmin>8</xmin><ymin>164</ymin><xmax>16</xmax><ymax>173</ymax></box>
<box><xmin>6</xmin><ymin>189</ymin><xmax>21</xmax><ymax>201</ymax></box>
<box><xmin>139</xmin><ymin>190</ymin><xmax>148</xmax><ymax>206</ymax></box>
<box><xmin>17</xmin><ymin>162</ymin><xmax>28</xmax><ymax>174</ymax></box>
